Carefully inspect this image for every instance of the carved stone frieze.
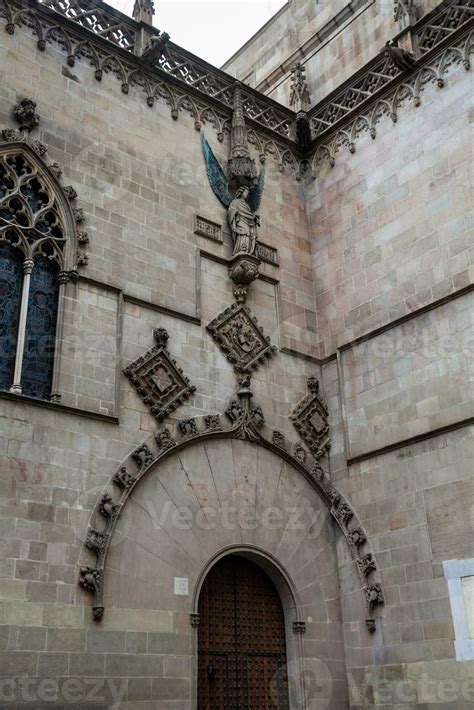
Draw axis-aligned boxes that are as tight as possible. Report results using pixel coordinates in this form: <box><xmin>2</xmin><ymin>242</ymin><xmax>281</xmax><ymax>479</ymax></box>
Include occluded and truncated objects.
<box><xmin>206</xmin><ymin>303</ymin><xmax>277</xmax><ymax>374</ymax></box>
<box><xmin>124</xmin><ymin>327</ymin><xmax>195</xmax><ymax>422</ymax></box>
<box><xmin>3</xmin><ymin>0</ymin><xmax>471</xmax><ymax>180</ymax></box>
<box><xmin>291</xmin><ymin>377</ymin><xmax>330</xmax><ymax>458</ymax></box>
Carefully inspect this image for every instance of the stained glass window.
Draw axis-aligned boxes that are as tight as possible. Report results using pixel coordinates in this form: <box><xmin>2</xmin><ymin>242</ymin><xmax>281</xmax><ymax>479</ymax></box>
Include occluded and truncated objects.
<box><xmin>0</xmin><ymin>150</ymin><xmax>67</xmax><ymax>399</ymax></box>
<box><xmin>22</xmin><ymin>257</ymin><xmax>59</xmax><ymax>399</ymax></box>
<box><xmin>0</xmin><ymin>244</ymin><xmax>23</xmax><ymax>391</ymax></box>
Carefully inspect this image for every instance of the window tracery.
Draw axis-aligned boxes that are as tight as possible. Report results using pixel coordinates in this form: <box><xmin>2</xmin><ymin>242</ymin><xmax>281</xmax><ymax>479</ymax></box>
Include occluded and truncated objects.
<box><xmin>0</xmin><ymin>149</ymin><xmax>71</xmax><ymax>399</ymax></box>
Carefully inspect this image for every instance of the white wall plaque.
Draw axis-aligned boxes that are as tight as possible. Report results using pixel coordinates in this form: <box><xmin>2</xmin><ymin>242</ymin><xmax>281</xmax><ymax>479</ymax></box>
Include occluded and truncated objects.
<box><xmin>174</xmin><ymin>577</ymin><xmax>189</xmax><ymax>596</ymax></box>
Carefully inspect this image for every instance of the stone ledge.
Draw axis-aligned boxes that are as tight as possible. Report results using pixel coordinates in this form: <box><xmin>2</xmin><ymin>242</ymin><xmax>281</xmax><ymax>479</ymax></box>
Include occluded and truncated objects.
<box><xmin>0</xmin><ymin>391</ymin><xmax>119</xmax><ymax>425</ymax></box>
<box><xmin>347</xmin><ymin>417</ymin><xmax>474</xmax><ymax>466</ymax></box>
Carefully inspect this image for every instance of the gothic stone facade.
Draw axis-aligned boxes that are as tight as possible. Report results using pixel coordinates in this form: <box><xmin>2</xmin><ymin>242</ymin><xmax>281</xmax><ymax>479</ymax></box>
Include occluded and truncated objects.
<box><xmin>0</xmin><ymin>0</ymin><xmax>472</xmax><ymax>708</ymax></box>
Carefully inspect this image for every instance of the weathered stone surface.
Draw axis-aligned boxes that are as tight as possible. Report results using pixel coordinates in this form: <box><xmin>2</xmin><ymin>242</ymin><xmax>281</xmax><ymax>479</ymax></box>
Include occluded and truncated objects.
<box><xmin>0</xmin><ymin>4</ymin><xmax>471</xmax><ymax>708</ymax></box>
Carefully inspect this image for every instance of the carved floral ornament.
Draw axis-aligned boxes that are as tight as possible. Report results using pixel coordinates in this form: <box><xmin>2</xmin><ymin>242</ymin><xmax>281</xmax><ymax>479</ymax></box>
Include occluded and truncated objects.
<box><xmin>80</xmin><ymin>376</ymin><xmax>384</xmax><ymax>631</ymax></box>
<box><xmin>0</xmin><ymin>98</ymin><xmax>89</xmax><ymax>276</ymax></box>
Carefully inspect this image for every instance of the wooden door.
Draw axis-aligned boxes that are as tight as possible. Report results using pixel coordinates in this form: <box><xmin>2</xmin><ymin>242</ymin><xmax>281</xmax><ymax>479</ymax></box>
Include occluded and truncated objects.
<box><xmin>198</xmin><ymin>555</ymin><xmax>290</xmax><ymax>709</ymax></box>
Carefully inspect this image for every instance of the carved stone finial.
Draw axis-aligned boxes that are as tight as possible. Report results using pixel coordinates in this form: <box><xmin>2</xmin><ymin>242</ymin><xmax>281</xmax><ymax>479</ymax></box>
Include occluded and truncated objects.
<box><xmin>154</xmin><ymin>327</ymin><xmax>169</xmax><ymax>348</ymax></box>
<box><xmin>13</xmin><ymin>98</ymin><xmax>40</xmax><ymax>133</ymax></box>
<box><xmin>133</xmin><ymin>0</ymin><xmax>155</xmax><ymax>24</ymax></box>
<box><xmin>228</xmin><ymin>83</ymin><xmax>257</xmax><ymax>187</ymax></box>
<box><xmin>290</xmin><ymin>63</ymin><xmax>311</xmax><ymax>113</ymax></box>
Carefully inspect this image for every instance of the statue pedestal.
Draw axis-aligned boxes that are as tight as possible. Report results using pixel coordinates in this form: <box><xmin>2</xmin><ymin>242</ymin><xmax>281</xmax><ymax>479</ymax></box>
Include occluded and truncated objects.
<box><xmin>228</xmin><ymin>254</ymin><xmax>261</xmax><ymax>303</ymax></box>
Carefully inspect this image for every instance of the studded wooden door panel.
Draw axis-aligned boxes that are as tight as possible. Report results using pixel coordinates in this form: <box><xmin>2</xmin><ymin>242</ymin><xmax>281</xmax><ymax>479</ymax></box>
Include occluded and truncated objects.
<box><xmin>198</xmin><ymin>555</ymin><xmax>290</xmax><ymax>709</ymax></box>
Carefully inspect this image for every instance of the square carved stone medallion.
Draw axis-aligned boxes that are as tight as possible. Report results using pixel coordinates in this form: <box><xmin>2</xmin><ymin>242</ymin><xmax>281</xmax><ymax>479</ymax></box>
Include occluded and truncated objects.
<box><xmin>206</xmin><ymin>303</ymin><xmax>277</xmax><ymax>374</ymax></box>
<box><xmin>124</xmin><ymin>328</ymin><xmax>195</xmax><ymax>421</ymax></box>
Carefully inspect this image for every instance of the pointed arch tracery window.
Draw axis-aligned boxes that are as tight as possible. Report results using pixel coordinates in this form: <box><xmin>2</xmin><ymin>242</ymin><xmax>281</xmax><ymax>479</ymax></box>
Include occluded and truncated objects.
<box><xmin>0</xmin><ymin>147</ymin><xmax>74</xmax><ymax>400</ymax></box>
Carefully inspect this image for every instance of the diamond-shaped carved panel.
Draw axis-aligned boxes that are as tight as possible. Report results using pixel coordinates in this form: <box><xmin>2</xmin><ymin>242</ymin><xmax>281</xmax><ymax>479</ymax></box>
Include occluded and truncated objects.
<box><xmin>206</xmin><ymin>303</ymin><xmax>277</xmax><ymax>373</ymax></box>
<box><xmin>290</xmin><ymin>376</ymin><xmax>330</xmax><ymax>456</ymax></box>
<box><xmin>124</xmin><ymin>328</ymin><xmax>195</xmax><ymax>421</ymax></box>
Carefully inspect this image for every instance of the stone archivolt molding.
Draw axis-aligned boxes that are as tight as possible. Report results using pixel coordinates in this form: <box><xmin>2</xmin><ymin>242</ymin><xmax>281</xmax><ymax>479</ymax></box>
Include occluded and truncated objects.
<box><xmin>79</xmin><ymin>378</ymin><xmax>384</xmax><ymax>632</ymax></box>
<box><xmin>1</xmin><ymin>0</ymin><xmax>471</xmax><ymax>177</ymax></box>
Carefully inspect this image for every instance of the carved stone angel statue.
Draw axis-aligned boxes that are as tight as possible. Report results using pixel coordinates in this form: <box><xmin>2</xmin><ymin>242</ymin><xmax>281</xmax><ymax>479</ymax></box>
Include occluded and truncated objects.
<box><xmin>201</xmin><ymin>134</ymin><xmax>265</xmax><ymax>258</ymax></box>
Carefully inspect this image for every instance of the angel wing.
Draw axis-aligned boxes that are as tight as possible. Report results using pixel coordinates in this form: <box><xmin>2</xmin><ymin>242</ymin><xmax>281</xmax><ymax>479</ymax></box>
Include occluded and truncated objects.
<box><xmin>201</xmin><ymin>133</ymin><xmax>231</xmax><ymax>208</ymax></box>
<box><xmin>248</xmin><ymin>168</ymin><xmax>266</xmax><ymax>213</ymax></box>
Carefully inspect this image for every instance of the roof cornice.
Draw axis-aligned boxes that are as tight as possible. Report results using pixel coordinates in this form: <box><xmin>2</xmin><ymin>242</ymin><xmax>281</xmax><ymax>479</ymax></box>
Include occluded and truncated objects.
<box><xmin>1</xmin><ymin>0</ymin><xmax>472</xmax><ymax>175</ymax></box>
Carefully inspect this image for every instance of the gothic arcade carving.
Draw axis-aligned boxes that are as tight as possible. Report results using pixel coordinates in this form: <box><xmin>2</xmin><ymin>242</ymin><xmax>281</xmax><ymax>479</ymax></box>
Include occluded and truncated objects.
<box><xmin>124</xmin><ymin>327</ymin><xmax>195</xmax><ymax>421</ymax></box>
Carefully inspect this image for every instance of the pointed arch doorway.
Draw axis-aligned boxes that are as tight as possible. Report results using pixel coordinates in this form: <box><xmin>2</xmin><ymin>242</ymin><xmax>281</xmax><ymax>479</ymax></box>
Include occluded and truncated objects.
<box><xmin>197</xmin><ymin>554</ymin><xmax>290</xmax><ymax>709</ymax></box>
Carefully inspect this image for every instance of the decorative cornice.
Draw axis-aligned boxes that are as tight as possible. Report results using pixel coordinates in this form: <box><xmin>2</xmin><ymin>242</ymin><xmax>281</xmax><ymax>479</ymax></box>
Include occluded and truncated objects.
<box><xmin>0</xmin><ymin>0</ymin><xmax>470</xmax><ymax>173</ymax></box>
<box><xmin>0</xmin><ymin>0</ymin><xmax>296</xmax><ymax>146</ymax></box>
<box><xmin>307</xmin><ymin>0</ymin><xmax>473</xmax><ymax>139</ymax></box>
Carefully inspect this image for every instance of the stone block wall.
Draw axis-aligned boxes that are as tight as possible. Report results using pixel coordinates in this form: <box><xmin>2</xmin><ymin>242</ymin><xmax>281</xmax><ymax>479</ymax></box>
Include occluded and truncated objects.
<box><xmin>0</xmin><ymin>5</ymin><xmax>472</xmax><ymax>709</ymax></box>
